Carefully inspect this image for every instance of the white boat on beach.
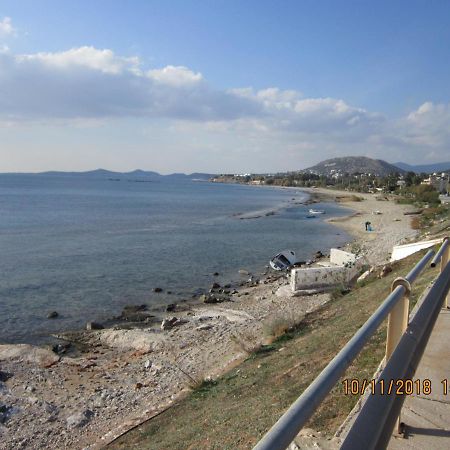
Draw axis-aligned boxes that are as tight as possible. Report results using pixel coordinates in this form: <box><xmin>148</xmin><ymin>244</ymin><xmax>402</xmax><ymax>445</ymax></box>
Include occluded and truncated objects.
<box><xmin>270</xmin><ymin>249</ymin><xmax>297</xmax><ymax>271</ymax></box>
<box><xmin>309</xmin><ymin>208</ymin><xmax>325</xmax><ymax>214</ymax></box>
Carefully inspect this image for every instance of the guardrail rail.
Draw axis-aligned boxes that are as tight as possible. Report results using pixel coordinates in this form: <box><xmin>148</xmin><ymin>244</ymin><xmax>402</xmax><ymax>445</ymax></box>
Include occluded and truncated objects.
<box><xmin>254</xmin><ymin>237</ymin><xmax>450</xmax><ymax>450</ymax></box>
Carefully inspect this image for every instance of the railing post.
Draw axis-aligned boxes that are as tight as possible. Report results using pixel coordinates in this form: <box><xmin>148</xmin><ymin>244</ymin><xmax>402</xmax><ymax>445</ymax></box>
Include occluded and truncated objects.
<box><xmin>440</xmin><ymin>237</ymin><xmax>449</xmax><ymax>309</ymax></box>
<box><xmin>385</xmin><ymin>277</ymin><xmax>411</xmax><ymax>434</ymax></box>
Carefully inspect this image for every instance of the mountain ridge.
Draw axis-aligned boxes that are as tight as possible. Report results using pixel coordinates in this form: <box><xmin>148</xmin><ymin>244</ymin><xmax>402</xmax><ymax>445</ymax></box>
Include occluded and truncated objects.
<box><xmin>0</xmin><ymin>169</ymin><xmax>216</xmax><ymax>180</ymax></box>
<box><xmin>393</xmin><ymin>161</ymin><xmax>450</xmax><ymax>174</ymax></box>
<box><xmin>301</xmin><ymin>156</ymin><xmax>404</xmax><ymax>177</ymax></box>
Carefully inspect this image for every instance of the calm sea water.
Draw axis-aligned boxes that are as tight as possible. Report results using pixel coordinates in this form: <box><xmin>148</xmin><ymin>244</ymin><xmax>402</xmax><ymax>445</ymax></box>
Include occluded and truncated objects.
<box><xmin>0</xmin><ymin>175</ymin><xmax>351</xmax><ymax>344</ymax></box>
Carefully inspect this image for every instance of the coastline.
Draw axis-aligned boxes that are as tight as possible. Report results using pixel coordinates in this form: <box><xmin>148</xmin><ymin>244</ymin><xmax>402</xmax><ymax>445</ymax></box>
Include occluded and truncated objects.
<box><xmin>0</xmin><ymin>188</ymin><xmax>418</xmax><ymax>449</ymax></box>
<box><xmin>302</xmin><ymin>187</ymin><xmax>418</xmax><ymax>265</ymax></box>
<box><xmin>0</xmin><ymin>181</ymin><xmax>326</xmax><ymax>346</ymax></box>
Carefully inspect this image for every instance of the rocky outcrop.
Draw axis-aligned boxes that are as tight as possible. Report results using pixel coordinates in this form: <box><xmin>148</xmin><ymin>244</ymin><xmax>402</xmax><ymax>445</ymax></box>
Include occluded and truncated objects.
<box><xmin>66</xmin><ymin>409</ymin><xmax>94</xmax><ymax>429</ymax></box>
<box><xmin>379</xmin><ymin>265</ymin><xmax>393</xmax><ymax>278</ymax></box>
<box><xmin>160</xmin><ymin>317</ymin><xmax>187</xmax><ymax>330</ymax></box>
<box><xmin>96</xmin><ymin>329</ymin><xmax>164</xmax><ymax>353</ymax></box>
<box><xmin>0</xmin><ymin>344</ymin><xmax>60</xmax><ymax>368</ymax></box>
<box><xmin>201</xmin><ymin>293</ymin><xmax>231</xmax><ymax>304</ymax></box>
<box><xmin>118</xmin><ymin>305</ymin><xmax>157</xmax><ymax>323</ymax></box>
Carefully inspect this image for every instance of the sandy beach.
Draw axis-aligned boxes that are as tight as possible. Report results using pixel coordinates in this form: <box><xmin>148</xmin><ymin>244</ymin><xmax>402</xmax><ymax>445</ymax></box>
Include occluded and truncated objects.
<box><xmin>0</xmin><ymin>189</ymin><xmax>419</xmax><ymax>450</ymax></box>
<box><xmin>306</xmin><ymin>188</ymin><xmax>418</xmax><ymax>265</ymax></box>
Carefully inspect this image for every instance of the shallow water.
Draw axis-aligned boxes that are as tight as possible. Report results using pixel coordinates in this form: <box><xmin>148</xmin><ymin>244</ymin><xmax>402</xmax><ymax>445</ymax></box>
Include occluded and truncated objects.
<box><xmin>0</xmin><ymin>175</ymin><xmax>351</xmax><ymax>343</ymax></box>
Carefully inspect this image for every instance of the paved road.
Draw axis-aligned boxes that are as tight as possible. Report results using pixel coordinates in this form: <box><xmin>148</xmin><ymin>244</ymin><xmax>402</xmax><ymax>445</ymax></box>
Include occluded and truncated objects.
<box><xmin>388</xmin><ymin>307</ymin><xmax>450</xmax><ymax>449</ymax></box>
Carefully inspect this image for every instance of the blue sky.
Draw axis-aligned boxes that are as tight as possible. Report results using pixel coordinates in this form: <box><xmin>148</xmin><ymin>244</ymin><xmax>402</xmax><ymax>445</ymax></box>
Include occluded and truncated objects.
<box><xmin>0</xmin><ymin>1</ymin><xmax>449</xmax><ymax>173</ymax></box>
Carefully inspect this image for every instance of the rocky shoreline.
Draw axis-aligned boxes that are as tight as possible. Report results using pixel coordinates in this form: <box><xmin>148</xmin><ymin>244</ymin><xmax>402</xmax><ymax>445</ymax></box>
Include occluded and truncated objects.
<box><xmin>0</xmin><ymin>189</ymin><xmax>418</xmax><ymax>450</ymax></box>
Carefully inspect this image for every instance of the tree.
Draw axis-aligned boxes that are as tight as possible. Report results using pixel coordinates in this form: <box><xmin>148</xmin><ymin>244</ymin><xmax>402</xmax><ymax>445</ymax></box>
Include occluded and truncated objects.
<box><xmin>413</xmin><ymin>184</ymin><xmax>440</xmax><ymax>205</ymax></box>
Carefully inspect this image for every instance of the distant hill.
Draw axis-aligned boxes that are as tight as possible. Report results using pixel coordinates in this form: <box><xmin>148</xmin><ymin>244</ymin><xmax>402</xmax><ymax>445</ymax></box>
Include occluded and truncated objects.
<box><xmin>4</xmin><ymin>169</ymin><xmax>216</xmax><ymax>180</ymax></box>
<box><xmin>302</xmin><ymin>156</ymin><xmax>404</xmax><ymax>177</ymax></box>
<box><xmin>393</xmin><ymin>161</ymin><xmax>450</xmax><ymax>174</ymax></box>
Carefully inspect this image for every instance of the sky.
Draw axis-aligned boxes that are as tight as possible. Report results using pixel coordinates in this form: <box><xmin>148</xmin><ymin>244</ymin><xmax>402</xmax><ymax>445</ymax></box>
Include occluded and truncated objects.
<box><xmin>0</xmin><ymin>0</ymin><xmax>449</xmax><ymax>173</ymax></box>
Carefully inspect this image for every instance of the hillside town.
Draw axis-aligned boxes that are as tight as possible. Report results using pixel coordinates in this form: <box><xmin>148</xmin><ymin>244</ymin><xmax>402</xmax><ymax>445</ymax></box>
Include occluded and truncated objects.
<box><xmin>210</xmin><ymin>157</ymin><xmax>450</xmax><ymax>202</ymax></box>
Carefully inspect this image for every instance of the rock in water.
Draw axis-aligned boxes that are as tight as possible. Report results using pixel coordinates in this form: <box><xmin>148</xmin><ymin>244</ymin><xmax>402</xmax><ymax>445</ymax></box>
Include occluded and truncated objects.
<box><xmin>119</xmin><ymin>304</ymin><xmax>156</xmax><ymax>323</ymax></box>
<box><xmin>153</xmin><ymin>287</ymin><xmax>163</xmax><ymax>293</ymax></box>
<box><xmin>122</xmin><ymin>304</ymin><xmax>147</xmax><ymax>314</ymax></box>
<box><xmin>201</xmin><ymin>293</ymin><xmax>230</xmax><ymax>304</ymax></box>
<box><xmin>47</xmin><ymin>311</ymin><xmax>59</xmax><ymax>319</ymax></box>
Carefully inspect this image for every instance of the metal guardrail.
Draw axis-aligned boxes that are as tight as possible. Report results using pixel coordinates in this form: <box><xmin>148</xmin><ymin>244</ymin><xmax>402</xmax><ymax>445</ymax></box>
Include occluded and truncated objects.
<box><xmin>341</xmin><ymin>254</ymin><xmax>450</xmax><ymax>449</ymax></box>
<box><xmin>254</xmin><ymin>238</ymin><xmax>449</xmax><ymax>450</ymax></box>
<box><xmin>430</xmin><ymin>236</ymin><xmax>449</xmax><ymax>268</ymax></box>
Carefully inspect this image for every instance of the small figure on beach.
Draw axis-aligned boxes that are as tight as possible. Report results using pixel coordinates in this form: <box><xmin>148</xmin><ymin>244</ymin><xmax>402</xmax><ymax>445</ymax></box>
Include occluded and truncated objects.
<box><xmin>365</xmin><ymin>221</ymin><xmax>372</xmax><ymax>231</ymax></box>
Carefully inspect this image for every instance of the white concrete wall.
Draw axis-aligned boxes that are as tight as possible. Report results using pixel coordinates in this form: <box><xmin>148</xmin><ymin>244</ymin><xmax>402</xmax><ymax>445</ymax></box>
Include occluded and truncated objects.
<box><xmin>390</xmin><ymin>238</ymin><xmax>442</xmax><ymax>262</ymax></box>
<box><xmin>330</xmin><ymin>248</ymin><xmax>357</xmax><ymax>265</ymax></box>
<box><xmin>290</xmin><ymin>258</ymin><xmax>363</xmax><ymax>292</ymax></box>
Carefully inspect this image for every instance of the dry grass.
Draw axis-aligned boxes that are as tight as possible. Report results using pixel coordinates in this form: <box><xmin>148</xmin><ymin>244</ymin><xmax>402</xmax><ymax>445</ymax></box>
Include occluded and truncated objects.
<box><xmin>230</xmin><ymin>331</ymin><xmax>263</xmax><ymax>355</ymax></box>
<box><xmin>262</xmin><ymin>316</ymin><xmax>291</xmax><ymax>343</ymax></box>
<box><xmin>262</xmin><ymin>311</ymin><xmax>306</xmax><ymax>344</ymax></box>
<box><xmin>410</xmin><ymin>216</ymin><xmax>422</xmax><ymax>230</ymax></box>
<box><xmin>336</xmin><ymin>194</ymin><xmax>364</xmax><ymax>203</ymax></box>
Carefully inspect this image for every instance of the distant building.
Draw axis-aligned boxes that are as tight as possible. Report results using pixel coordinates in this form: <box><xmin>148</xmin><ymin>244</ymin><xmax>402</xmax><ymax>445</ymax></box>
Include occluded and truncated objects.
<box><xmin>421</xmin><ymin>173</ymin><xmax>449</xmax><ymax>194</ymax></box>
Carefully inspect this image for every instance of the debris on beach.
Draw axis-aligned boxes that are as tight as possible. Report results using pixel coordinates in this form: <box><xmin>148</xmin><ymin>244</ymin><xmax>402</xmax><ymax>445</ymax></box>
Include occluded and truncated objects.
<box><xmin>161</xmin><ymin>317</ymin><xmax>187</xmax><ymax>330</ymax></box>
<box><xmin>86</xmin><ymin>321</ymin><xmax>104</xmax><ymax>330</ymax></box>
<box><xmin>269</xmin><ymin>250</ymin><xmax>297</xmax><ymax>271</ymax></box>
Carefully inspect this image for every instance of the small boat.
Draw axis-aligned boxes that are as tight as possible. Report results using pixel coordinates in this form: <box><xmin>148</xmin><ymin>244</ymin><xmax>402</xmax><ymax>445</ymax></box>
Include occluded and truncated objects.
<box><xmin>270</xmin><ymin>250</ymin><xmax>297</xmax><ymax>271</ymax></box>
<box><xmin>309</xmin><ymin>209</ymin><xmax>325</xmax><ymax>214</ymax></box>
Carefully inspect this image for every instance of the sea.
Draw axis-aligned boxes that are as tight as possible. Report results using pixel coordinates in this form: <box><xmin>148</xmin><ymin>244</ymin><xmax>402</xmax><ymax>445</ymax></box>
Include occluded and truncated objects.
<box><xmin>0</xmin><ymin>174</ymin><xmax>351</xmax><ymax>344</ymax></box>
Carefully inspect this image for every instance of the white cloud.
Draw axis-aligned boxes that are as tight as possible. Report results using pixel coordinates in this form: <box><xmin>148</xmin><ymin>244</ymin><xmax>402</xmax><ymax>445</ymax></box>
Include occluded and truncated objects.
<box><xmin>17</xmin><ymin>46</ymin><xmax>140</xmax><ymax>74</ymax></box>
<box><xmin>397</xmin><ymin>101</ymin><xmax>450</xmax><ymax>149</ymax></box>
<box><xmin>228</xmin><ymin>87</ymin><xmax>379</xmax><ymax>136</ymax></box>
<box><xmin>0</xmin><ymin>47</ymin><xmax>260</xmax><ymax>121</ymax></box>
<box><xmin>0</xmin><ymin>17</ymin><xmax>15</xmax><ymax>37</ymax></box>
<box><xmin>0</xmin><ymin>44</ymin><xmax>449</xmax><ymax>168</ymax></box>
<box><xmin>0</xmin><ymin>46</ymin><xmax>378</xmax><ymax>135</ymax></box>
<box><xmin>147</xmin><ymin>65</ymin><xmax>203</xmax><ymax>86</ymax></box>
